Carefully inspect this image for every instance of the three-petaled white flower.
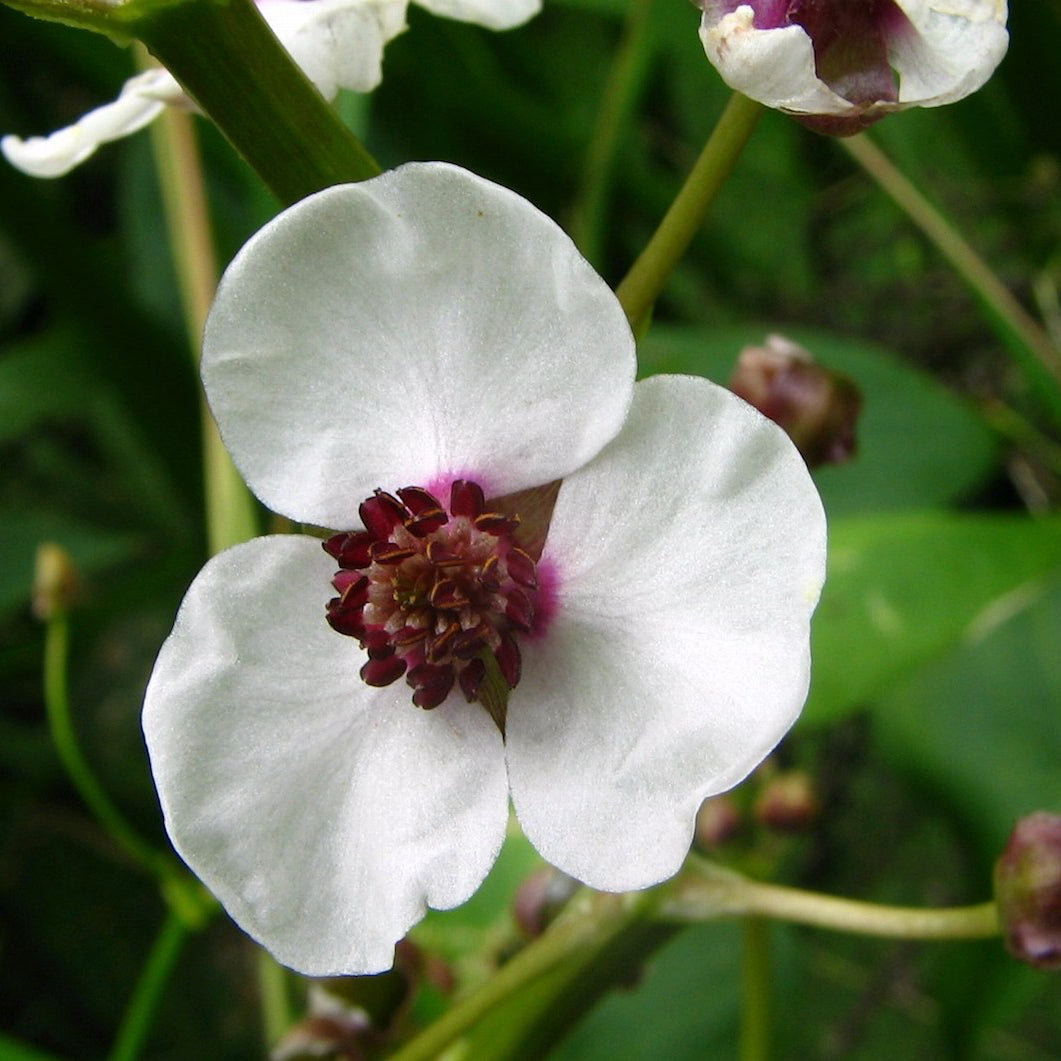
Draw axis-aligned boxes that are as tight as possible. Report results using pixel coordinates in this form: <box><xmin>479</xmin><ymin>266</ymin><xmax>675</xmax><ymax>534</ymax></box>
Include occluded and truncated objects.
<box><xmin>698</xmin><ymin>0</ymin><xmax>1008</xmax><ymax>134</ymax></box>
<box><xmin>1</xmin><ymin>0</ymin><xmax>537</xmax><ymax>178</ymax></box>
<box><xmin>141</xmin><ymin>162</ymin><xmax>827</xmax><ymax>976</ymax></box>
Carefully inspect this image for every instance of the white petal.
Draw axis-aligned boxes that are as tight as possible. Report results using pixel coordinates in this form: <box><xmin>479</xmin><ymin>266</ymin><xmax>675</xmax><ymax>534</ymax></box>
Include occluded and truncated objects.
<box><xmin>202</xmin><ymin>162</ymin><xmax>635</xmax><ymax>529</ymax></box>
<box><xmin>142</xmin><ymin>535</ymin><xmax>508</xmax><ymax>975</ymax></box>
<box><xmin>413</xmin><ymin>0</ymin><xmax>540</xmax><ymax>31</ymax></box>
<box><xmin>1</xmin><ymin>68</ymin><xmax>184</xmax><ymax>179</ymax></box>
<box><xmin>698</xmin><ymin>6</ymin><xmax>855</xmax><ymax>116</ymax></box>
<box><xmin>891</xmin><ymin>0</ymin><xmax>1008</xmax><ymax>107</ymax></box>
<box><xmin>507</xmin><ymin>375</ymin><xmax>826</xmax><ymax>891</ymax></box>
<box><xmin>258</xmin><ymin>0</ymin><xmax>409</xmax><ymax>100</ymax></box>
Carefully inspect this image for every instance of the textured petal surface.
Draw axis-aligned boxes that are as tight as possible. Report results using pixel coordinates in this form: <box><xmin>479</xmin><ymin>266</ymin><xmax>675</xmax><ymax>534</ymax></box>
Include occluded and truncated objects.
<box><xmin>891</xmin><ymin>0</ymin><xmax>1008</xmax><ymax>107</ymax></box>
<box><xmin>259</xmin><ymin>0</ymin><xmax>408</xmax><ymax>99</ymax></box>
<box><xmin>202</xmin><ymin>162</ymin><xmax>635</xmax><ymax>529</ymax></box>
<box><xmin>507</xmin><ymin>376</ymin><xmax>826</xmax><ymax>891</ymax></box>
<box><xmin>1</xmin><ymin>68</ymin><xmax>183</xmax><ymax>178</ymax></box>
<box><xmin>414</xmin><ymin>0</ymin><xmax>540</xmax><ymax>31</ymax></box>
<box><xmin>142</xmin><ymin>535</ymin><xmax>508</xmax><ymax>975</ymax></box>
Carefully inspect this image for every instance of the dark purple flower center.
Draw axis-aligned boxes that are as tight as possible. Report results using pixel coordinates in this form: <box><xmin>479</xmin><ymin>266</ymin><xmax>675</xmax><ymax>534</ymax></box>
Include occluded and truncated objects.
<box><xmin>323</xmin><ymin>479</ymin><xmax>538</xmax><ymax>716</ymax></box>
<box><xmin>724</xmin><ymin>0</ymin><xmax>910</xmax><ymax>108</ymax></box>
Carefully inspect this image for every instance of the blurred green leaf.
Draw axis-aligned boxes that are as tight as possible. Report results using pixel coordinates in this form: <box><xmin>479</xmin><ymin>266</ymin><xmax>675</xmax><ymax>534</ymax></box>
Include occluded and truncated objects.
<box><xmin>807</xmin><ymin>513</ymin><xmax>1061</xmax><ymax>725</ymax></box>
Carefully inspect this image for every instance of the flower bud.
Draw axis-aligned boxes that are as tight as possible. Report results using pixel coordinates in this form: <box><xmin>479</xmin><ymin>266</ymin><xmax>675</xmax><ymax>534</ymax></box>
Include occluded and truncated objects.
<box><xmin>513</xmin><ymin>865</ymin><xmax>579</xmax><ymax>939</ymax></box>
<box><xmin>32</xmin><ymin>543</ymin><xmax>79</xmax><ymax>621</ymax></box>
<box><xmin>270</xmin><ymin>986</ymin><xmax>374</xmax><ymax>1061</ymax></box>
<box><xmin>694</xmin><ymin>794</ymin><xmax>743</xmax><ymax>849</ymax></box>
<box><xmin>698</xmin><ymin>1</ymin><xmax>1009</xmax><ymax>136</ymax></box>
<box><xmin>753</xmin><ymin>769</ymin><xmax>820</xmax><ymax>833</ymax></box>
<box><xmin>729</xmin><ymin>335</ymin><xmax>861</xmax><ymax>468</ymax></box>
<box><xmin>994</xmin><ymin>812</ymin><xmax>1061</xmax><ymax>970</ymax></box>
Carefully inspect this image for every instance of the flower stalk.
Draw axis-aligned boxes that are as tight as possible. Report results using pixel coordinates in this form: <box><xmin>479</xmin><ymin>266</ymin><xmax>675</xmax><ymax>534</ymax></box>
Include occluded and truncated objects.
<box><xmin>615</xmin><ymin>91</ymin><xmax>762</xmax><ymax>334</ymax></box>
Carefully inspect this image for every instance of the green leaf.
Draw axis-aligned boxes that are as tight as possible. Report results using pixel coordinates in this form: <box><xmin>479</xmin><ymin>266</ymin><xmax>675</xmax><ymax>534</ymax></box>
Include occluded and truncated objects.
<box><xmin>806</xmin><ymin>512</ymin><xmax>1061</xmax><ymax>725</ymax></box>
<box><xmin>638</xmin><ymin>323</ymin><xmax>1000</xmax><ymax>517</ymax></box>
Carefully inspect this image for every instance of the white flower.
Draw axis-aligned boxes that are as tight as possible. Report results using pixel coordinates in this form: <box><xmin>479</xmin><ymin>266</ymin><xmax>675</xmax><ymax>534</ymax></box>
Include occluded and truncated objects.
<box><xmin>698</xmin><ymin>0</ymin><xmax>1009</xmax><ymax>133</ymax></box>
<box><xmin>1</xmin><ymin>0</ymin><xmax>537</xmax><ymax>178</ymax></box>
<box><xmin>141</xmin><ymin>162</ymin><xmax>827</xmax><ymax>976</ymax></box>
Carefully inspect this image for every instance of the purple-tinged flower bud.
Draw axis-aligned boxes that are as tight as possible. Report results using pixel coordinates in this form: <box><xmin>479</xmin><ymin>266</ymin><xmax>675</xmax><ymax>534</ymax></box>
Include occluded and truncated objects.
<box><xmin>994</xmin><ymin>812</ymin><xmax>1061</xmax><ymax>971</ymax></box>
<box><xmin>698</xmin><ymin>1</ymin><xmax>1009</xmax><ymax>136</ymax></box>
<box><xmin>513</xmin><ymin>865</ymin><xmax>580</xmax><ymax>939</ymax></box>
<box><xmin>753</xmin><ymin>769</ymin><xmax>820</xmax><ymax>832</ymax></box>
<box><xmin>32</xmin><ymin>543</ymin><xmax>79</xmax><ymax>621</ymax></box>
<box><xmin>694</xmin><ymin>794</ymin><xmax>743</xmax><ymax>849</ymax></box>
<box><xmin>729</xmin><ymin>335</ymin><xmax>862</xmax><ymax>468</ymax></box>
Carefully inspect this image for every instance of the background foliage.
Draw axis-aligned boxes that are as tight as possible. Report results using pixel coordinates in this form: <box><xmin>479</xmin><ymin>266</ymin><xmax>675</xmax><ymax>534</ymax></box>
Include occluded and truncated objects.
<box><xmin>1</xmin><ymin>0</ymin><xmax>1060</xmax><ymax>1057</ymax></box>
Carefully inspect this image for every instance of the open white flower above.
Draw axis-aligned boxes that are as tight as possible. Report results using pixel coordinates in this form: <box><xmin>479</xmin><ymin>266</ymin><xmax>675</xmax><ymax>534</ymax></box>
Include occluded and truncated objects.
<box><xmin>1</xmin><ymin>0</ymin><xmax>538</xmax><ymax>178</ymax></box>
<box><xmin>141</xmin><ymin>162</ymin><xmax>827</xmax><ymax>976</ymax></box>
<box><xmin>698</xmin><ymin>0</ymin><xmax>1009</xmax><ymax>134</ymax></box>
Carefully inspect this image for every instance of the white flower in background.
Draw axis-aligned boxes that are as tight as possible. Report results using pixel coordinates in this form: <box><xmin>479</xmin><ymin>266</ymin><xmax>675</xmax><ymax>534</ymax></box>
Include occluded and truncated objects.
<box><xmin>141</xmin><ymin>162</ymin><xmax>827</xmax><ymax>976</ymax></box>
<box><xmin>1</xmin><ymin>0</ymin><xmax>538</xmax><ymax>178</ymax></box>
<box><xmin>698</xmin><ymin>0</ymin><xmax>1009</xmax><ymax>134</ymax></box>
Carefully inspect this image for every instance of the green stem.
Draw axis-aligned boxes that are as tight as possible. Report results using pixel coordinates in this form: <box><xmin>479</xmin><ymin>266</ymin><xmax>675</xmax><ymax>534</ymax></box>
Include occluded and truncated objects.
<box><xmin>387</xmin><ymin>891</ymin><xmax>660</xmax><ymax>1061</ymax></box>
<box><xmin>843</xmin><ymin>133</ymin><xmax>1061</xmax><ymax>430</ymax></box>
<box><xmin>107</xmin><ymin>909</ymin><xmax>189</xmax><ymax>1061</ymax></box>
<box><xmin>615</xmin><ymin>91</ymin><xmax>762</xmax><ymax>335</ymax></box>
<box><xmin>740</xmin><ymin>917</ymin><xmax>771</xmax><ymax>1061</ymax></box>
<box><xmin>143</xmin><ymin>47</ymin><xmax>259</xmax><ymax>554</ymax></box>
<box><xmin>131</xmin><ymin>0</ymin><xmax>380</xmax><ymax>205</ymax></box>
<box><xmin>43</xmin><ymin>612</ymin><xmax>172</xmax><ymax>879</ymax></box>
<box><xmin>257</xmin><ymin>949</ymin><xmax>295</xmax><ymax>1050</ymax></box>
<box><xmin>570</xmin><ymin>0</ymin><xmax>656</xmax><ymax>265</ymax></box>
<box><xmin>666</xmin><ymin>861</ymin><xmax>1000</xmax><ymax>940</ymax></box>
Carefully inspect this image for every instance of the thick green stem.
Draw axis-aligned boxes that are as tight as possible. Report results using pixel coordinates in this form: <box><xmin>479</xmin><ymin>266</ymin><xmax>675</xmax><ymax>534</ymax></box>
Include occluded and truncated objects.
<box><xmin>107</xmin><ymin>910</ymin><xmax>190</xmax><ymax>1061</ymax></box>
<box><xmin>570</xmin><ymin>0</ymin><xmax>656</xmax><ymax>265</ymax></box>
<box><xmin>615</xmin><ymin>92</ymin><xmax>762</xmax><ymax>335</ymax></box>
<box><xmin>740</xmin><ymin>917</ymin><xmax>771</xmax><ymax>1061</ymax></box>
<box><xmin>132</xmin><ymin>0</ymin><xmax>380</xmax><ymax>204</ymax></box>
<box><xmin>843</xmin><ymin>133</ymin><xmax>1061</xmax><ymax>430</ymax></box>
<box><xmin>144</xmin><ymin>49</ymin><xmax>259</xmax><ymax>554</ymax></box>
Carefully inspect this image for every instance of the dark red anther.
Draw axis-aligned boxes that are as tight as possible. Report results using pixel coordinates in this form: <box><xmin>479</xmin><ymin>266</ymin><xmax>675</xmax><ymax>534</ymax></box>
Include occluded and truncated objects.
<box><xmin>369</xmin><ymin>541</ymin><xmax>416</xmax><ymax>565</ymax></box>
<box><xmin>475</xmin><ymin>512</ymin><xmax>520</xmax><ymax>536</ymax></box>
<box><xmin>495</xmin><ymin>633</ymin><xmax>522</xmax><ymax>689</ymax></box>
<box><xmin>406</xmin><ymin>509</ymin><xmax>449</xmax><ymax>537</ymax></box>
<box><xmin>429</xmin><ymin>578</ymin><xmax>469</xmax><ymax>610</ymax></box>
<box><xmin>426</xmin><ymin>540</ymin><xmax>460</xmax><ymax>565</ymax></box>
<box><xmin>505</xmin><ymin>548</ymin><xmax>537</xmax><ymax>589</ymax></box>
<box><xmin>480</xmin><ymin>554</ymin><xmax>500</xmax><ymax>590</ymax></box>
<box><xmin>449</xmin><ymin>479</ymin><xmax>485</xmax><ymax>519</ymax></box>
<box><xmin>452</xmin><ymin>623</ymin><xmax>489</xmax><ymax>659</ymax></box>
<box><xmin>323</xmin><ymin>531</ymin><xmax>374</xmax><ymax>569</ymax></box>
<box><xmin>427</xmin><ymin>621</ymin><xmax>462</xmax><ymax>662</ymax></box>
<box><xmin>361</xmin><ymin>653</ymin><xmax>407</xmax><ymax>687</ymax></box>
<box><xmin>394</xmin><ymin>625</ymin><xmax>429</xmax><ymax>648</ymax></box>
<box><xmin>360</xmin><ymin>490</ymin><xmax>408</xmax><ymax>538</ymax></box>
<box><xmin>397</xmin><ymin>486</ymin><xmax>444</xmax><ymax>515</ymax></box>
<box><xmin>504</xmin><ymin>588</ymin><xmax>534</xmax><ymax>633</ymax></box>
<box><xmin>326</xmin><ymin>600</ymin><xmax>366</xmax><ymax>638</ymax></box>
<box><xmin>459</xmin><ymin>658</ymin><xmax>486</xmax><ymax>701</ymax></box>
<box><xmin>331</xmin><ymin>569</ymin><xmax>364</xmax><ymax>595</ymax></box>
<box><xmin>408</xmin><ymin>663</ymin><xmax>456</xmax><ymax>709</ymax></box>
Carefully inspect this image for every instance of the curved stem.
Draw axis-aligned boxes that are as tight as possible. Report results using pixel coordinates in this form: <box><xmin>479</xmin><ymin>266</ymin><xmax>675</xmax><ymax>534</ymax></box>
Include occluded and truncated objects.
<box><xmin>43</xmin><ymin>612</ymin><xmax>172</xmax><ymax>879</ymax></box>
<box><xmin>615</xmin><ymin>91</ymin><xmax>762</xmax><ymax>335</ymax></box>
<box><xmin>143</xmin><ymin>47</ymin><xmax>259</xmax><ymax>554</ymax></box>
<box><xmin>667</xmin><ymin>861</ymin><xmax>1000</xmax><ymax>940</ymax></box>
<box><xmin>843</xmin><ymin>133</ymin><xmax>1061</xmax><ymax>431</ymax></box>
<box><xmin>387</xmin><ymin>891</ymin><xmax>659</xmax><ymax>1061</ymax></box>
<box><xmin>107</xmin><ymin>909</ymin><xmax>190</xmax><ymax>1061</ymax></box>
<box><xmin>570</xmin><ymin>0</ymin><xmax>657</xmax><ymax>265</ymax></box>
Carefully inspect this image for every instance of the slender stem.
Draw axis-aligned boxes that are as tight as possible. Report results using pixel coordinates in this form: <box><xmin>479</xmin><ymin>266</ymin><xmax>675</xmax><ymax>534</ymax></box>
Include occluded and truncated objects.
<box><xmin>43</xmin><ymin>612</ymin><xmax>172</xmax><ymax>879</ymax></box>
<box><xmin>107</xmin><ymin>910</ymin><xmax>189</xmax><ymax>1061</ymax></box>
<box><xmin>387</xmin><ymin>891</ymin><xmax>658</xmax><ymax>1061</ymax></box>
<box><xmin>257</xmin><ymin>950</ymin><xmax>295</xmax><ymax>1050</ymax></box>
<box><xmin>843</xmin><ymin>134</ymin><xmax>1061</xmax><ymax>430</ymax></box>
<box><xmin>740</xmin><ymin>917</ymin><xmax>771</xmax><ymax>1061</ymax></box>
<box><xmin>615</xmin><ymin>92</ymin><xmax>762</xmax><ymax>335</ymax></box>
<box><xmin>570</xmin><ymin>0</ymin><xmax>656</xmax><ymax>265</ymax></box>
<box><xmin>143</xmin><ymin>48</ymin><xmax>259</xmax><ymax>554</ymax></box>
<box><xmin>667</xmin><ymin>862</ymin><xmax>1000</xmax><ymax>940</ymax></box>
<box><xmin>132</xmin><ymin>0</ymin><xmax>380</xmax><ymax>205</ymax></box>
